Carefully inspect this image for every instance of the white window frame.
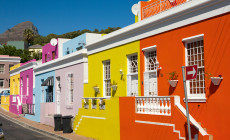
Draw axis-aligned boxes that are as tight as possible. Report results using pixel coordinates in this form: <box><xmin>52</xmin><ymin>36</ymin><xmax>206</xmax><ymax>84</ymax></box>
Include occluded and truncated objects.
<box><xmin>12</xmin><ymin>95</ymin><xmax>16</xmax><ymax>102</ymax></box>
<box><xmin>127</xmin><ymin>54</ymin><xmax>138</xmax><ymax>74</ymax></box>
<box><xmin>183</xmin><ymin>34</ymin><xmax>206</xmax><ymax>102</ymax></box>
<box><xmin>127</xmin><ymin>53</ymin><xmax>138</xmax><ymax>96</ymax></box>
<box><xmin>27</xmin><ymin>76</ymin><xmax>29</xmax><ymax>96</ymax></box>
<box><xmin>0</xmin><ymin>64</ymin><xmax>4</xmax><ymax>74</ymax></box>
<box><xmin>0</xmin><ymin>79</ymin><xmax>4</xmax><ymax>88</ymax></box>
<box><xmin>143</xmin><ymin>45</ymin><xmax>158</xmax><ymax>96</ymax></box>
<box><xmin>103</xmin><ymin>60</ymin><xmax>111</xmax><ymax>97</ymax></box>
<box><xmin>21</xmin><ymin>78</ymin><xmax>23</xmax><ymax>96</ymax></box>
<box><xmin>41</xmin><ymin>79</ymin><xmax>44</xmax><ymax>103</ymax></box>
<box><xmin>67</xmin><ymin>73</ymin><xmax>74</xmax><ymax>104</ymax></box>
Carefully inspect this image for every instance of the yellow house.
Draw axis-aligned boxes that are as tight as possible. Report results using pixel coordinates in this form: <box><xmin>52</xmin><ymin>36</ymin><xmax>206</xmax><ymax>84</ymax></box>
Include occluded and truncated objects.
<box><xmin>10</xmin><ymin>63</ymin><xmax>21</xmax><ymax>95</ymax></box>
<box><xmin>1</xmin><ymin>63</ymin><xmax>21</xmax><ymax>111</ymax></box>
<box><xmin>28</xmin><ymin>44</ymin><xmax>42</xmax><ymax>56</ymax></box>
<box><xmin>73</xmin><ymin>36</ymin><xmax>140</xmax><ymax>140</ymax></box>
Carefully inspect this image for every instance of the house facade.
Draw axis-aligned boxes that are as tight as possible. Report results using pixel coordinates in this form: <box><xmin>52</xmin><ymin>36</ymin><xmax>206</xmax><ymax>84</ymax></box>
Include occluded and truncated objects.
<box><xmin>9</xmin><ymin>63</ymin><xmax>21</xmax><ymax>113</ymax></box>
<box><xmin>73</xmin><ymin>0</ymin><xmax>230</xmax><ymax>140</ymax></box>
<box><xmin>9</xmin><ymin>59</ymin><xmax>38</xmax><ymax>116</ymax></box>
<box><xmin>0</xmin><ymin>55</ymin><xmax>21</xmax><ymax>92</ymax></box>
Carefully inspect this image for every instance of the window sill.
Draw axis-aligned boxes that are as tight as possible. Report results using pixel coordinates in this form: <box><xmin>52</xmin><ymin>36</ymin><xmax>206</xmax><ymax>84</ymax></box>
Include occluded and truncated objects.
<box><xmin>127</xmin><ymin>73</ymin><xmax>138</xmax><ymax>76</ymax></box>
<box><xmin>183</xmin><ymin>98</ymin><xmax>206</xmax><ymax>103</ymax></box>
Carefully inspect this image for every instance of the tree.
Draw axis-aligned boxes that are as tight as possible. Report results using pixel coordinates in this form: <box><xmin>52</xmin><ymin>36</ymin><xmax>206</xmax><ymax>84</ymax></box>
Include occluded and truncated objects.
<box><xmin>23</xmin><ymin>29</ymin><xmax>35</xmax><ymax>46</ymax></box>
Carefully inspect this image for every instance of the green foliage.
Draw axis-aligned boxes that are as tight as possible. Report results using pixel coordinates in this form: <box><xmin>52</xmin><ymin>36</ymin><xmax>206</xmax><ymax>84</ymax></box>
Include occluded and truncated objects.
<box><xmin>31</xmin><ymin>27</ymin><xmax>121</xmax><ymax>45</ymax></box>
<box><xmin>168</xmin><ymin>71</ymin><xmax>178</xmax><ymax>80</ymax></box>
<box><xmin>24</xmin><ymin>29</ymin><xmax>35</xmax><ymax>45</ymax></box>
<box><xmin>0</xmin><ymin>45</ymin><xmax>41</xmax><ymax>63</ymax></box>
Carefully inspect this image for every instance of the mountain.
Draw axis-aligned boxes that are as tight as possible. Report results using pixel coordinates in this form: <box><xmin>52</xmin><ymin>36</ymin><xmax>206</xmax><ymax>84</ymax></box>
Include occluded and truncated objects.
<box><xmin>0</xmin><ymin>21</ymin><xmax>39</xmax><ymax>43</ymax></box>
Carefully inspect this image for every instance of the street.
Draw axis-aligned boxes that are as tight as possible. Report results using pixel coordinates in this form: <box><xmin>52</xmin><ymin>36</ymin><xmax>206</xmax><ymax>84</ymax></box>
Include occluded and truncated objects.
<box><xmin>0</xmin><ymin>115</ymin><xmax>56</xmax><ymax>140</ymax></box>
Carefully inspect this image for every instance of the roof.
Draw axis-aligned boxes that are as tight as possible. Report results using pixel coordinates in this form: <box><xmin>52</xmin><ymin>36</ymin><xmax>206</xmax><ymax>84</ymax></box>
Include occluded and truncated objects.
<box><xmin>29</xmin><ymin>44</ymin><xmax>42</xmax><ymax>49</ymax></box>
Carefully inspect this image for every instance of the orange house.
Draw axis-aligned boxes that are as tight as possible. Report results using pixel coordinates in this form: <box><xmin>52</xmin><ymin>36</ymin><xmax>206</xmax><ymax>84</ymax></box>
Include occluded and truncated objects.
<box><xmin>120</xmin><ymin>0</ymin><xmax>230</xmax><ymax>140</ymax></box>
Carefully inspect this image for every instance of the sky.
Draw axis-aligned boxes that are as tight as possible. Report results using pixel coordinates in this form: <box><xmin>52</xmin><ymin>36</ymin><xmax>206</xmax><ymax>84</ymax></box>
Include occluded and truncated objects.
<box><xmin>0</xmin><ymin>0</ymin><xmax>141</xmax><ymax>36</ymax></box>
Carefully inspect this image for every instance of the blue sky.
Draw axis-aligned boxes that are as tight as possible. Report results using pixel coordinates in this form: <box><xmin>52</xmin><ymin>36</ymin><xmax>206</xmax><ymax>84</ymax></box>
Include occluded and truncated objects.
<box><xmin>0</xmin><ymin>0</ymin><xmax>141</xmax><ymax>36</ymax></box>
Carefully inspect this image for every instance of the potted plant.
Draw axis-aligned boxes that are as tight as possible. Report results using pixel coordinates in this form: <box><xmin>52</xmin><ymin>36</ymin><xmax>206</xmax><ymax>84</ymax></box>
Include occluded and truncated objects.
<box><xmin>168</xmin><ymin>71</ymin><xmax>178</xmax><ymax>87</ymax></box>
<box><xmin>93</xmin><ymin>85</ymin><xmax>100</xmax><ymax>93</ymax></box>
<box><xmin>210</xmin><ymin>75</ymin><xmax>223</xmax><ymax>85</ymax></box>
<box><xmin>111</xmin><ymin>81</ymin><xmax>117</xmax><ymax>91</ymax></box>
<box><xmin>92</xmin><ymin>99</ymin><xmax>97</xmax><ymax>109</ymax></box>
<box><xmin>84</xmin><ymin>99</ymin><xmax>89</xmax><ymax>109</ymax></box>
<box><xmin>205</xmin><ymin>72</ymin><xmax>223</xmax><ymax>86</ymax></box>
<box><xmin>99</xmin><ymin>99</ymin><xmax>105</xmax><ymax>110</ymax></box>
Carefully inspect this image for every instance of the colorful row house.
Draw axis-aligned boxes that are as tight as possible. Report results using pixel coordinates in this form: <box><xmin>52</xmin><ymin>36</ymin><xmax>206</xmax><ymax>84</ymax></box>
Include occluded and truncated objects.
<box><xmin>4</xmin><ymin>0</ymin><xmax>230</xmax><ymax>139</ymax></box>
<box><xmin>73</xmin><ymin>0</ymin><xmax>230</xmax><ymax>140</ymax></box>
<box><xmin>9</xmin><ymin>59</ymin><xmax>38</xmax><ymax>116</ymax></box>
<box><xmin>0</xmin><ymin>55</ymin><xmax>20</xmax><ymax>111</ymax></box>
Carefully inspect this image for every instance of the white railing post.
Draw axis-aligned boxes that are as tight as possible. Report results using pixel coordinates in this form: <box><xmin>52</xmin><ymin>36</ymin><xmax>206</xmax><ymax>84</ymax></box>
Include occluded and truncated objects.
<box><xmin>136</xmin><ymin>96</ymin><xmax>171</xmax><ymax>116</ymax></box>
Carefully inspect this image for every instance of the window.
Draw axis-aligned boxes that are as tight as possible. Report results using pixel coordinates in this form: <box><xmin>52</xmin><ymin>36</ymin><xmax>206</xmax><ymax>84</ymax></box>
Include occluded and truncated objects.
<box><xmin>27</xmin><ymin>76</ymin><xmax>29</xmax><ymax>96</ymax></box>
<box><xmin>0</xmin><ymin>64</ymin><xmax>5</xmax><ymax>74</ymax></box>
<box><xmin>145</xmin><ymin>51</ymin><xmax>158</xmax><ymax>71</ymax></box>
<box><xmin>13</xmin><ymin>79</ymin><xmax>16</xmax><ymax>94</ymax></box>
<box><xmin>21</xmin><ymin>78</ymin><xmax>23</xmax><ymax>95</ymax></box>
<box><xmin>41</xmin><ymin>79</ymin><xmax>44</xmax><ymax>102</ymax></box>
<box><xmin>183</xmin><ymin>34</ymin><xmax>205</xmax><ymax>101</ymax></box>
<box><xmin>66</xmin><ymin>48</ymin><xmax>70</xmax><ymax>55</ymax></box>
<box><xmin>103</xmin><ymin>61</ymin><xmax>111</xmax><ymax>97</ymax></box>
<box><xmin>128</xmin><ymin>55</ymin><xmax>138</xmax><ymax>73</ymax></box>
<box><xmin>186</xmin><ymin>40</ymin><xmax>205</xmax><ymax>95</ymax></box>
<box><xmin>46</xmin><ymin>86</ymin><xmax>53</xmax><ymax>102</ymax></box>
<box><xmin>45</xmin><ymin>54</ymin><xmax>47</xmax><ymax>62</ymax></box>
<box><xmin>0</xmin><ymin>79</ymin><xmax>4</xmax><ymax>88</ymax></box>
<box><xmin>143</xmin><ymin>47</ymin><xmax>158</xmax><ymax>96</ymax></box>
<box><xmin>68</xmin><ymin>73</ymin><xmax>74</xmax><ymax>104</ymax></box>
<box><xmin>52</xmin><ymin>51</ymin><xmax>55</xmax><ymax>60</ymax></box>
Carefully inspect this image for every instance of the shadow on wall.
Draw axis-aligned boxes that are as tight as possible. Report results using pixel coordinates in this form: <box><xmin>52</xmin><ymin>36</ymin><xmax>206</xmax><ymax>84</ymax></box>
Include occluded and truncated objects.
<box><xmin>206</xmin><ymin>80</ymin><xmax>222</xmax><ymax>99</ymax></box>
<box><xmin>184</xmin><ymin>123</ymin><xmax>199</xmax><ymax>140</ymax></box>
<box><xmin>169</xmin><ymin>85</ymin><xmax>177</xmax><ymax>95</ymax></box>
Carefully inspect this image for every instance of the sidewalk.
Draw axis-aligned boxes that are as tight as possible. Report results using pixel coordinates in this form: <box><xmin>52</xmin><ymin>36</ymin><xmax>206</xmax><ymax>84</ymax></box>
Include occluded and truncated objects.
<box><xmin>0</xmin><ymin>107</ymin><xmax>94</xmax><ymax>140</ymax></box>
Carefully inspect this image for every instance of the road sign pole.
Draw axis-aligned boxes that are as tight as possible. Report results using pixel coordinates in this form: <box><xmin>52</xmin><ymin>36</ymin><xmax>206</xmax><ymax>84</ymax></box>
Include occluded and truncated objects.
<box><xmin>182</xmin><ymin>66</ymin><xmax>192</xmax><ymax>140</ymax></box>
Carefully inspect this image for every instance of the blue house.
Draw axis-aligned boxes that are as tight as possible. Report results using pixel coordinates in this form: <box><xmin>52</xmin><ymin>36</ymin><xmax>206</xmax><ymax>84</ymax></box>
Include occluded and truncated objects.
<box><xmin>63</xmin><ymin>33</ymin><xmax>101</xmax><ymax>56</ymax></box>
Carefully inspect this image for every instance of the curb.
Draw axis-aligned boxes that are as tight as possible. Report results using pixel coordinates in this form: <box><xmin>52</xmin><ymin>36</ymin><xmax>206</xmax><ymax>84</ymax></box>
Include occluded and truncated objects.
<box><xmin>0</xmin><ymin>111</ymin><xmax>72</xmax><ymax>140</ymax></box>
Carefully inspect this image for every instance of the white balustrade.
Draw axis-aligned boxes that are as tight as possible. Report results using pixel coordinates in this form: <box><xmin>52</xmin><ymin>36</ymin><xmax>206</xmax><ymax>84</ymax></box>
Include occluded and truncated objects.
<box><xmin>82</xmin><ymin>97</ymin><xmax>109</xmax><ymax>110</ymax></box>
<box><xmin>136</xmin><ymin>96</ymin><xmax>171</xmax><ymax>116</ymax></box>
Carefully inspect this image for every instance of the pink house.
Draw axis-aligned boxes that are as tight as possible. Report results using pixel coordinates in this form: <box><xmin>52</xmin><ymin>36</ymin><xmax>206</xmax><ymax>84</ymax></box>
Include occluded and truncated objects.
<box><xmin>9</xmin><ymin>59</ymin><xmax>38</xmax><ymax>115</ymax></box>
<box><xmin>42</xmin><ymin>38</ymin><xmax>70</xmax><ymax>64</ymax></box>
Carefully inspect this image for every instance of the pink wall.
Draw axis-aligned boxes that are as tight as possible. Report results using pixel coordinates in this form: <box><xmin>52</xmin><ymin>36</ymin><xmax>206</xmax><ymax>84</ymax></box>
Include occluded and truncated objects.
<box><xmin>20</xmin><ymin>68</ymin><xmax>34</xmax><ymax>104</ymax></box>
<box><xmin>40</xmin><ymin>102</ymin><xmax>56</xmax><ymax>126</ymax></box>
<box><xmin>42</xmin><ymin>40</ymin><xmax>59</xmax><ymax>64</ymax></box>
<box><xmin>9</xmin><ymin>95</ymin><xmax>22</xmax><ymax>115</ymax></box>
<box><xmin>55</xmin><ymin>63</ymin><xmax>84</xmax><ymax>116</ymax></box>
<box><xmin>21</xmin><ymin>59</ymin><xmax>36</xmax><ymax>66</ymax></box>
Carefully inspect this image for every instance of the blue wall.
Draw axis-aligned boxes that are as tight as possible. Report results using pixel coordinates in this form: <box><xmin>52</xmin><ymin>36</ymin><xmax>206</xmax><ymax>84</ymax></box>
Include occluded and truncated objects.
<box><xmin>63</xmin><ymin>34</ymin><xmax>86</xmax><ymax>56</ymax></box>
<box><xmin>25</xmin><ymin>70</ymin><xmax>55</xmax><ymax>122</ymax></box>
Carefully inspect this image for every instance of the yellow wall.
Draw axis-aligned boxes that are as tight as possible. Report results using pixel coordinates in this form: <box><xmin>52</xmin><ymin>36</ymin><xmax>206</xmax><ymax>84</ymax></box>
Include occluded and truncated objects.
<box><xmin>1</xmin><ymin>96</ymin><xmax>10</xmax><ymax>111</ymax></box>
<box><xmin>10</xmin><ymin>63</ymin><xmax>20</xmax><ymax>71</ymax></box>
<box><xmin>10</xmin><ymin>63</ymin><xmax>21</xmax><ymax>95</ymax></box>
<box><xmin>74</xmin><ymin>41</ymin><xmax>140</xmax><ymax>140</ymax></box>
<box><xmin>10</xmin><ymin>74</ymin><xmax>20</xmax><ymax>95</ymax></box>
<box><xmin>73</xmin><ymin>97</ymin><xmax>120</xmax><ymax>140</ymax></box>
<box><xmin>29</xmin><ymin>49</ymin><xmax>42</xmax><ymax>53</ymax></box>
<box><xmin>84</xmin><ymin>41</ymin><xmax>141</xmax><ymax>98</ymax></box>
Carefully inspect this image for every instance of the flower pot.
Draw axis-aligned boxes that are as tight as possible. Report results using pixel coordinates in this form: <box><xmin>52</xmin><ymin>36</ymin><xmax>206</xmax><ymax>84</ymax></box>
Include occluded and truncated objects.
<box><xmin>210</xmin><ymin>77</ymin><xmax>223</xmax><ymax>85</ymax></box>
<box><xmin>111</xmin><ymin>85</ymin><xmax>117</xmax><ymax>91</ymax></box>
<box><xmin>93</xmin><ymin>87</ymin><xmax>100</xmax><ymax>93</ymax></box>
<box><xmin>168</xmin><ymin>80</ymin><xmax>178</xmax><ymax>87</ymax></box>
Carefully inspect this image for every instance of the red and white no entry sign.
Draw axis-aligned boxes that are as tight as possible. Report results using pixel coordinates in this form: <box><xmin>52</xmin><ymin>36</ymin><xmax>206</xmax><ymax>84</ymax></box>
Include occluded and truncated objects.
<box><xmin>186</xmin><ymin>65</ymin><xmax>197</xmax><ymax>80</ymax></box>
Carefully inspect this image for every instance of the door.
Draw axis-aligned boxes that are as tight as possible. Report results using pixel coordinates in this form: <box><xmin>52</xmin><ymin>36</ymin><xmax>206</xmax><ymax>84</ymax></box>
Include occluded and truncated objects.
<box><xmin>131</xmin><ymin>75</ymin><xmax>138</xmax><ymax>96</ymax></box>
<box><xmin>149</xmin><ymin>72</ymin><xmax>157</xmax><ymax>96</ymax></box>
<box><xmin>56</xmin><ymin>77</ymin><xmax>61</xmax><ymax>114</ymax></box>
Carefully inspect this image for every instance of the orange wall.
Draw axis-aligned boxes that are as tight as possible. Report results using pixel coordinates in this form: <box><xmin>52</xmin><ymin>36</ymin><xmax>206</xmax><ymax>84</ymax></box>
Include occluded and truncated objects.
<box><xmin>140</xmin><ymin>13</ymin><xmax>230</xmax><ymax>139</ymax></box>
<box><xmin>140</xmin><ymin>0</ymin><xmax>186</xmax><ymax>20</ymax></box>
<box><xmin>119</xmin><ymin>97</ymin><xmax>206</xmax><ymax>140</ymax></box>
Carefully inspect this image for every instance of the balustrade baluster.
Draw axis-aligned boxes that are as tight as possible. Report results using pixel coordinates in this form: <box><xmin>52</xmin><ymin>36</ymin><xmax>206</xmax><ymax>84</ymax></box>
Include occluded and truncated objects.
<box><xmin>150</xmin><ymin>98</ymin><xmax>154</xmax><ymax>114</ymax></box>
<box><xmin>137</xmin><ymin>99</ymin><xmax>140</xmax><ymax>113</ymax></box>
<box><xmin>165</xmin><ymin>98</ymin><xmax>169</xmax><ymax>115</ymax></box>
<box><xmin>140</xmin><ymin>98</ymin><xmax>144</xmax><ymax>113</ymax></box>
<box><xmin>168</xmin><ymin>98</ymin><xmax>171</xmax><ymax>115</ymax></box>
